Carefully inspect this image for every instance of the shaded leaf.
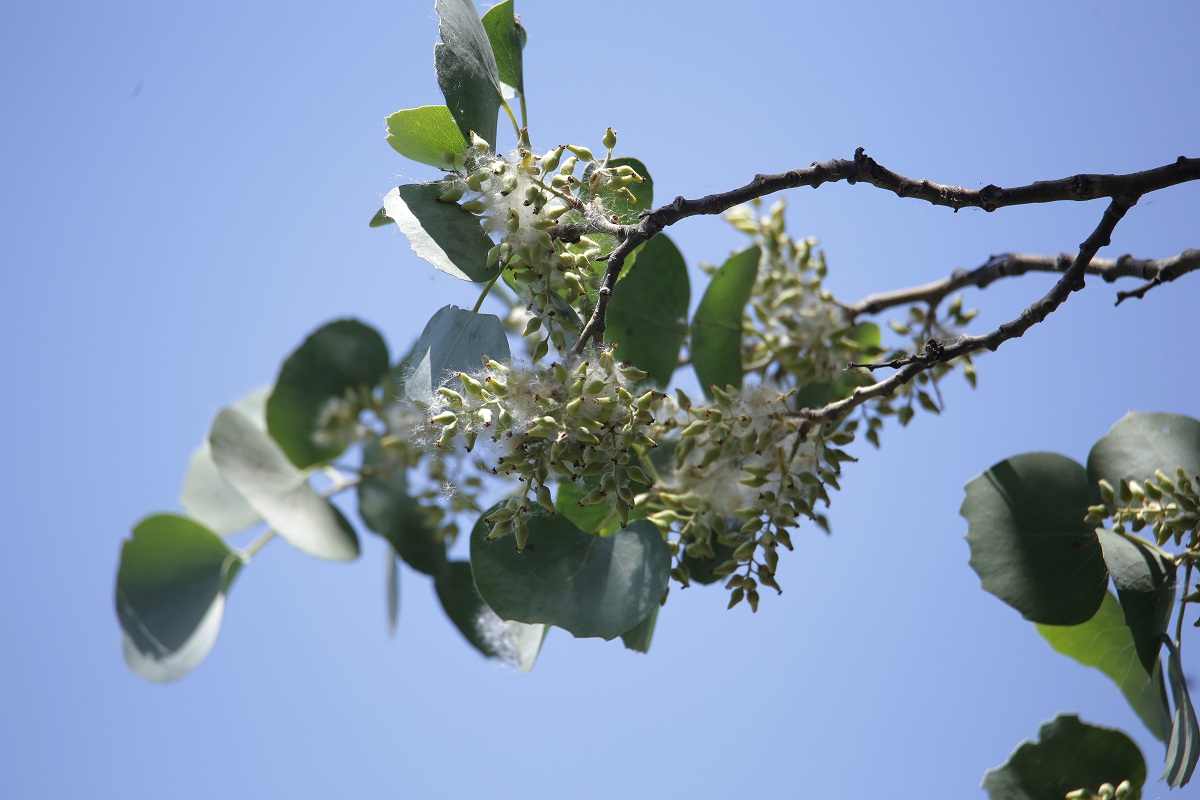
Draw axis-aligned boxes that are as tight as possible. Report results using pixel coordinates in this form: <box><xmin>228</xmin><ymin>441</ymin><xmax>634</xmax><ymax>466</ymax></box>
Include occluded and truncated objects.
<box><xmin>1163</xmin><ymin>637</ymin><xmax>1200</xmax><ymax>787</ymax></box>
<box><xmin>383</xmin><ymin>184</ymin><xmax>497</xmax><ymax>282</ymax></box>
<box><xmin>1095</xmin><ymin>529</ymin><xmax>1176</xmax><ymax>675</ymax></box>
<box><xmin>403</xmin><ymin>305</ymin><xmax>510</xmax><ymax>406</ymax></box>
<box><xmin>981</xmin><ymin>714</ymin><xmax>1145</xmax><ymax>800</ymax></box>
<box><xmin>605</xmin><ymin>233</ymin><xmax>689</xmax><ymax>386</ymax></box>
<box><xmin>369</xmin><ymin>206</ymin><xmax>391</xmax><ymax>228</ymax></box>
<box><xmin>181</xmin><ymin>386</ymin><xmax>269</xmax><ymax>534</ymax></box>
<box><xmin>116</xmin><ymin>514</ymin><xmax>243</xmax><ymax>682</ymax></box>
<box><xmin>691</xmin><ymin>245</ymin><xmax>760</xmax><ymax>399</ymax></box>
<box><xmin>481</xmin><ymin>0</ymin><xmax>525</xmax><ymax>96</ymax></box>
<box><xmin>620</xmin><ymin>606</ymin><xmax>658</xmax><ymax>654</ymax></box>
<box><xmin>357</xmin><ymin>434</ymin><xmax>448</xmax><ymax>576</ymax></box>
<box><xmin>1087</xmin><ymin>412</ymin><xmax>1200</xmax><ymax>500</ymax></box>
<box><xmin>434</xmin><ymin>561</ymin><xmax>547</xmax><ymax>671</ymax></box>
<box><xmin>962</xmin><ymin>452</ymin><xmax>1107</xmax><ymax>625</ymax></box>
<box><xmin>470</xmin><ymin>512</ymin><xmax>671</xmax><ymax>640</ymax></box>
<box><xmin>267</xmin><ymin>319</ymin><xmax>389</xmax><ymax>468</ymax></box>
<box><xmin>605</xmin><ymin>157</ymin><xmax>654</xmax><ymax>222</ymax></box>
<box><xmin>1037</xmin><ymin>592</ymin><xmax>1171</xmax><ymax>742</ymax></box>
<box><xmin>434</xmin><ymin>0</ymin><xmax>503</xmax><ymax>147</ymax></box>
<box><xmin>209</xmin><ymin>408</ymin><xmax>360</xmax><ymax>561</ymax></box>
<box><xmin>386</xmin><ymin>544</ymin><xmax>400</xmax><ymax>636</ymax></box>
<box><xmin>385</xmin><ymin>106</ymin><xmax>468</xmax><ymax>168</ymax></box>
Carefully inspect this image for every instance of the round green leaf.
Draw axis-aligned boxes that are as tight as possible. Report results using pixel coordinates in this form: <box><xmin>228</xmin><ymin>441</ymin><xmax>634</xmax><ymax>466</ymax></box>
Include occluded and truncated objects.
<box><xmin>357</xmin><ymin>435</ymin><xmax>448</xmax><ymax>576</ymax></box>
<box><xmin>981</xmin><ymin>714</ymin><xmax>1146</xmax><ymax>800</ymax></box>
<box><xmin>481</xmin><ymin>0</ymin><xmax>525</xmax><ymax>96</ymax></box>
<box><xmin>383</xmin><ymin>184</ymin><xmax>498</xmax><ymax>283</ymax></box>
<box><xmin>181</xmin><ymin>386</ymin><xmax>269</xmax><ymax>533</ymax></box>
<box><xmin>1037</xmin><ymin>592</ymin><xmax>1171</xmax><ymax>742</ymax></box>
<box><xmin>1095</xmin><ymin>528</ymin><xmax>1177</xmax><ymax>676</ymax></box>
<box><xmin>605</xmin><ymin>233</ymin><xmax>689</xmax><ymax>387</ymax></box>
<box><xmin>691</xmin><ymin>245</ymin><xmax>760</xmax><ymax>399</ymax></box>
<box><xmin>1087</xmin><ymin>412</ymin><xmax>1200</xmax><ymax>499</ymax></box>
<box><xmin>116</xmin><ymin>514</ymin><xmax>243</xmax><ymax>683</ymax></box>
<box><xmin>434</xmin><ymin>0</ymin><xmax>503</xmax><ymax>147</ymax></box>
<box><xmin>266</xmin><ymin>319</ymin><xmax>389</xmax><ymax>468</ymax></box>
<box><xmin>403</xmin><ymin>305</ymin><xmax>510</xmax><ymax>406</ymax></box>
<box><xmin>434</xmin><ymin>561</ymin><xmax>547</xmax><ymax>671</ymax></box>
<box><xmin>385</xmin><ymin>106</ymin><xmax>468</xmax><ymax>168</ymax></box>
<box><xmin>962</xmin><ymin>452</ymin><xmax>1107</xmax><ymax>625</ymax></box>
<box><xmin>470</xmin><ymin>513</ymin><xmax>671</xmax><ymax>640</ymax></box>
<box><xmin>210</xmin><ymin>407</ymin><xmax>360</xmax><ymax>561</ymax></box>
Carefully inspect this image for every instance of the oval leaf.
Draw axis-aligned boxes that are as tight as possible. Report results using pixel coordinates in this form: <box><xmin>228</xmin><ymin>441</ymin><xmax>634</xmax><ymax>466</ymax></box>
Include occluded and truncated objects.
<box><xmin>403</xmin><ymin>305</ymin><xmax>510</xmax><ymax>406</ymax></box>
<box><xmin>1037</xmin><ymin>592</ymin><xmax>1171</xmax><ymax>742</ymax></box>
<box><xmin>116</xmin><ymin>514</ymin><xmax>243</xmax><ymax>682</ymax></box>
<box><xmin>1088</xmin><ymin>411</ymin><xmax>1200</xmax><ymax>500</ymax></box>
<box><xmin>209</xmin><ymin>407</ymin><xmax>360</xmax><ymax>561</ymax></box>
<box><xmin>434</xmin><ymin>0</ymin><xmax>503</xmax><ymax>147</ymax></box>
<box><xmin>962</xmin><ymin>452</ymin><xmax>1108</xmax><ymax>625</ymax></box>
<box><xmin>1095</xmin><ymin>528</ymin><xmax>1176</xmax><ymax>675</ymax></box>
<box><xmin>357</xmin><ymin>435</ymin><xmax>448</xmax><ymax>576</ymax></box>
<box><xmin>981</xmin><ymin>714</ymin><xmax>1146</xmax><ymax>800</ymax></box>
<box><xmin>434</xmin><ymin>561</ymin><xmax>547</xmax><ymax>671</ymax></box>
<box><xmin>385</xmin><ymin>105</ymin><xmax>469</xmax><ymax>168</ymax></box>
<box><xmin>181</xmin><ymin>386</ymin><xmax>269</xmax><ymax>533</ymax></box>
<box><xmin>1163</xmin><ymin>637</ymin><xmax>1200</xmax><ymax>787</ymax></box>
<box><xmin>470</xmin><ymin>513</ymin><xmax>671</xmax><ymax>640</ymax></box>
<box><xmin>605</xmin><ymin>233</ymin><xmax>689</xmax><ymax>386</ymax></box>
<box><xmin>267</xmin><ymin>319</ymin><xmax>389</xmax><ymax>468</ymax></box>
<box><xmin>383</xmin><ymin>184</ymin><xmax>498</xmax><ymax>282</ymax></box>
<box><xmin>691</xmin><ymin>245</ymin><xmax>760</xmax><ymax>399</ymax></box>
<box><xmin>481</xmin><ymin>0</ymin><xmax>525</xmax><ymax>96</ymax></box>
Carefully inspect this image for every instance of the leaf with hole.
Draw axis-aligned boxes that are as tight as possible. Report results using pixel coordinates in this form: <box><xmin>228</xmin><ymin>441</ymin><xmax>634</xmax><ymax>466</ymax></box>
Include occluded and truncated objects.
<box><xmin>116</xmin><ymin>514</ymin><xmax>243</xmax><ymax>683</ymax></box>
<box><xmin>962</xmin><ymin>452</ymin><xmax>1107</xmax><ymax>625</ymax></box>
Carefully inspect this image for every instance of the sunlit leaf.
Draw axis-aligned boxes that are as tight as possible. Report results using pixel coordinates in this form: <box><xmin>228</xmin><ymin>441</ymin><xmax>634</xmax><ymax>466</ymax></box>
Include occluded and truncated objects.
<box><xmin>1087</xmin><ymin>412</ymin><xmax>1200</xmax><ymax>500</ymax></box>
<box><xmin>1037</xmin><ymin>592</ymin><xmax>1171</xmax><ymax>742</ymax></box>
<box><xmin>385</xmin><ymin>105</ymin><xmax>469</xmax><ymax>168</ymax></box>
<box><xmin>434</xmin><ymin>0</ymin><xmax>503</xmax><ymax>147</ymax></box>
<box><xmin>116</xmin><ymin>514</ymin><xmax>243</xmax><ymax>683</ymax></box>
<box><xmin>1095</xmin><ymin>529</ymin><xmax>1176</xmax><ymax>675</ymax></box>
<box><xmin>981</xmin><ymin>714</ymin><xmax>1145</xmax><ymax>800</ymax></box>
<box><xmin>209</xmin><ymin>407</ymin><xmax>360</xmax><ymax>561</ymax></box>
<box><xmin>383</xmin><ymin>184</ymin><xmax>497</xmax><ymax>282</ymax></box>
<box><xmin>605</xmin><ymin>157</ymin><xmax>653</xmax><ymax>222</ymax></box>
<box><xmin>962</xmin><ymin>452</ymin><xmax>1107</xmax><ymax>625</ymax></box>
<box><xmin>481</xmin><ymin>0</ymin><xmax>525</xmax><ymax>96</ymax></box>
<box><xmin>470</xmin><ymin>512</ymin><xmax>670</xmax><ymax>640</ymax></box>
<box><xmin>181</xmin><ymin>386</ymin><xmax>269</xmax><ymax>534</ymax></box>
<box><xmin>403</xmin><ymin>304</ymin><xmax>510</xmax><ymax>406</ymax></box>
<box><xmin>434</xmin><ymin>561</ymin><xmax>547</xmax><ymax>671</ymax></box>
<box><xmin>267</xmin><ymin>319</ymin><xmax>389</xmax><ymax>468</ymax></box>
<box><xmin>691</xmin><ymin>245</ymin><xmax>760</xmax><ymax>399</ymax></box>
<box><xmin>605</xmin><ymin>233</ymin><xmax>689</xmax><ymax>386</ymax></box>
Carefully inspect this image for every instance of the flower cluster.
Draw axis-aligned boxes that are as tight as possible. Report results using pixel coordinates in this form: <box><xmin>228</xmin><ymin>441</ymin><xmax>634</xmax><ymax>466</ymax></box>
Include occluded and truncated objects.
<box><xmin>428</xmin><ymin>347</ymin><xmax>669</xmax><ymax>550</ymax></box>
<box><xmin>1086</xmin><ymin>467</ymin><xmax>1200</xmax><ymax>547</ymax></box>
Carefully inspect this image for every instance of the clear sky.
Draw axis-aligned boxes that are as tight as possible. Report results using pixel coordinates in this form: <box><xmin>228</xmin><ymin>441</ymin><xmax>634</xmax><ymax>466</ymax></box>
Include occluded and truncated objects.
<box><xmin>3</xmin><ymin>1</ymin><xmax>1199</xmax><ymax>798</ymax></box>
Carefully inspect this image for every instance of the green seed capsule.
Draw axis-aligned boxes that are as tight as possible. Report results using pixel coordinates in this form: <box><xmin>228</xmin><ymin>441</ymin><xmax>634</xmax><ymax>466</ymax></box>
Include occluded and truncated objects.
<box><xmin>565</xmin><ymin>144</ymin><xmax>593</xmax><ymax>161</ymax></box>
<box><xmin>602</xmin><ymin>127</ymin><xmax>617</xmax><ymax>150</ymax></box>
<box><xmin>459</xmin><ymin>199</ymin><xmax>487</xmax><ymax>214</ymax></box>
<box><xmin>437</xmin><ymin>183</ymin><xmax>466</xmax><ymax>203</ymax></box>
<box><xmin>541</xmin><ymin>146</ymin><xmax>564</xmax><ymax>172</ymax></box>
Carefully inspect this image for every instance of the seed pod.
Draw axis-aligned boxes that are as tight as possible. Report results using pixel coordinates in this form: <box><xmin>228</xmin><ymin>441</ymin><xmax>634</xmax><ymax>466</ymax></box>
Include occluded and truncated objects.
<box><xmin>625</xmin><ymin>465</ymin><xmax>652</xmax><ymax>486</ymax></box>
<box><xmin>565</xmin><ymin>144</ymin><xmax>594</xmax><ymax>161</ymax></box>
<box><xmin>746</xmin><ymin>590</ymin><xmax>760</xmax><ymax>612</ymax></box>
<box><xmin>535</xmin><ymin>484</ymin><xmax>556</xmax><ymax>514</ymax></box>
<box><xmin>430</xmin><ymin>411</ymin><xmax>458</xmax><ymax>425</ymax></box>
<box><xmin>459</xmin><ymin>199</ymin><xmax>487</xmax><ymax>214</ymax></box>
<box><xmin>727</xmin><ymin>587</ymin><xmax>745</xmax><ymax>609</ymax></box>
<box><xmin>437</xmin><ymin>182</ymin><xmax>466</xmax><ymax>203</ymax></box>
<box><xmin>732</xmin><ymin>540</ymin><xmax>757</xmax><ymax>561</ymax></box>
<box><xmin>437</xmin><ymin>387</ymin><xmax>465</xmax><ymax>408</ymax></box>
<box><xmin>541</xmin><ymin>146</ymin><xmax>564</xmax><ymax>172</ymax></box>
<box><xmin>532</xmin><ymin>337</ymin><xmax>550</xmax><ymax>362</ymax></box>
<box><xmin>602</xmin><ymin>127</ymin><xmax>617</xmax><ymax>150</ymax></box>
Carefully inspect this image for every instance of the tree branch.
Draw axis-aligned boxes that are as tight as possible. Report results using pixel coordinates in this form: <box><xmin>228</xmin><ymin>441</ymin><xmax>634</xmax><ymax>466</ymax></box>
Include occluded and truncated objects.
<box><xmin>843</xmin><ymin>248</ymin><xmax>1200</xmax><ymax>318</ymax></box>
<box><xmin>800</xmin><ymin>197</ymin><xmax>1138</xmax><ymax>427</ymax></box>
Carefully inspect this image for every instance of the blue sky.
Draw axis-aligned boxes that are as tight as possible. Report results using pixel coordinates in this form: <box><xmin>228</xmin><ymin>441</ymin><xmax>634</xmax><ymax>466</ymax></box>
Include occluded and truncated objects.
<box><xmin>3</xmin><ymin>1</ymin><xmax>1199</xmax><ymax>797</ymax></box>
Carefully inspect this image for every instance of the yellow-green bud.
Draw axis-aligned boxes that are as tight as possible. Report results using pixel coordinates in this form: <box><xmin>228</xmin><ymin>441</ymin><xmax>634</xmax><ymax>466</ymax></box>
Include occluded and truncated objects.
<box><xmin>565</xmin><ymin>144</ymin><xmax>593</xmax><ymax>161</ymax></box>
<box><xmin>541</xmin><ymin>146</ymin><xmax>564</xmax><ymax>172</ymax></box>
<box><xmin>602</xmin><ymin>127</ymin><xmax>617</xmax><ymax>150</ymax></box>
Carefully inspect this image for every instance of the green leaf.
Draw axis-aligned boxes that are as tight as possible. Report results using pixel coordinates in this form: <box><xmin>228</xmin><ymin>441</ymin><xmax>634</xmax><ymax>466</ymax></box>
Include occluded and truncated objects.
<box><xmin>357</xmin><ymin>434</ymin><xmax>448</xmax><ymax>576</ymax></box>
<box><xmin>116</xmin><ymin>514</ymin><xmax>243</xmax><ymax>682</ymax></box>
<box><xmin>470</xmin><ymin>512</ymin><xmax>671</xmax><ymax>640</ymax></box>
<box><xmin>382</xmin><ymin>184</ymin><xmax>497</xmax><ymax>282</ymax></box>
<box><xmin>605</xmin><ymin>157</ymin><xmax>654</xmax><ymax>222</ymax></box>
<box><xmin>981</xmin><ymin>714</ymin><xmax>1146</xmax><ymax>800</ymax></box>
<box><xmin>369</xmin><ymin>206</ymin><xmax>391</xmax><ymax>228</ymax></box>
<box><xmin>267</xmin><ymin>319</ymin><xmax>389</xmax><ymax>468</ymax></box>
<box><xmin>554</xmin><ymin>478</ymin><xmax>616</xmax><ymax>533</ymax></box>
<box><xmin>481</xmin><ymin>0</ymin><xmax>525</xmax><ymax>96</ymax></box>
<box><xmin>691</xmin><ymin>245</ymin><xmax>760</xmax><ymax>399</ymax></box>
<box><xmin>181</xmin><ymin>386</ymin><xmax>269</xmax><ymax>534</ymax></box>
<box><xmin>620</xmin><ymin>606</ymin><xmax>658</xmax><ymax>654</ymax></box>
<box><xmin>962</xmin><ymin>452</ymin><xmax>1108</xmax><ymax>625</ymax></box>
<box><xmin>403</xmin><ymin>304</ymin><xmax>510</xmax><ymax>406</ymax></box>
<box><xmin>605</xmin><ymin>233</ymin><xmax>689</xmax><ymax>386</ymax></box>
<box><xmin>1088</xmin><ymin>411</ymin><xmax>1200</xmax><ymax>499</ymax></box>
<box><xmin>385</xmin><ymin>106</ymin><xmax>469</xmax><ymax>168</ymax></box>
<box><xmin>209</xmin><ymin>407</ymin><xmax>360</xmax><ymax>561</ymax></box>
<box><xmin>1095</xmin><ymin>529</ymin><xmax>1176</xmax><ymax>675</ymax></box>
<box><xmin>434</xmin><ymin>0</ymin><xmax>503</xmax><ymax>147</ymax></box>
<box><xmin>1037</xmin><ymin>592</ymin><xmax>1171</xmax><ymax>742</ymax></box>
<box><xmin>434</xmin><ymin>561</ymin><xmax>547</xmax><ymax>671</ymax></box>
<box><xmin>1162</xmin><ymin>638</ymin><xmax>1200</xmax><ymax>787</ymax></box>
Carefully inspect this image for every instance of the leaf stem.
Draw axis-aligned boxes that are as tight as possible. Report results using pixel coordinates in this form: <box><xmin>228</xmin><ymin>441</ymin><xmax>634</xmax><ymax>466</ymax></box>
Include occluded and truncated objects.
<box><xmin>501</xmin><ymin>98</ymin><xmax>521</xmax><ymax>141</ymax></box>
<box><xmin>243</xmin><ymin>530</ymin><xmax>276</xmax><ymax>560</ymax></box>
<box><xmin>1177</xmin><ymin>559</ymin><xmax>1193</xmax><ymax>650</ymax></box>
<box><xmin>473</xmin><ymin>271</ymin><xmax>503</xmax><ymax>313</ymax></box>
